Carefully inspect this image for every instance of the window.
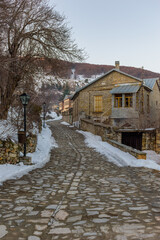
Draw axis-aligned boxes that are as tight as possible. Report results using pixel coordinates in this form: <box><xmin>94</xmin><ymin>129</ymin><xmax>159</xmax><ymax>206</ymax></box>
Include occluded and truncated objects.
<box><xmin>114</xmin><ymin>94</ymin><xmax>122</xmax><ymax>108</ymax></box>
<box><xmin>94</xmin><ymin>96</ymin><xmax>102</xmax><ymax>112</ymax></box>
<box><xmin>125</xmin><ymin>94</ymin><xmax>133</xmax><ymax>107</ymax></box>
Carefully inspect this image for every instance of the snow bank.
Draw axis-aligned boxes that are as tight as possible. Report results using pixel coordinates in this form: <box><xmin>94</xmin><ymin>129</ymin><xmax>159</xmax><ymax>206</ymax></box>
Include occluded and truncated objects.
<box><xmin>46</xmin><ymin>111</ymin><xmax>62</xmax><ymax>122</ymax></box>
<box><xmin>0</xmin><ymin>125</ymin><xmax>57</xmax><ymax>185</ymax></box>
<box><xmin>78</xmin><ymin>130</ymin><xmax>160</xmax><ymax>171</ymax></box>
<box><xmin>0</xmin><ymin>111</ymin><xmax>62</xmax><ymax>185</ymax></box>
<box><xmin>61</xmin><ymin>121</ymin><xmax>70</xmax><ymax>126</ymax></box>
<box><xmin>0</xmin><ymin>120</ymin><xmax>18</xmax><ymax>142</ymax></box>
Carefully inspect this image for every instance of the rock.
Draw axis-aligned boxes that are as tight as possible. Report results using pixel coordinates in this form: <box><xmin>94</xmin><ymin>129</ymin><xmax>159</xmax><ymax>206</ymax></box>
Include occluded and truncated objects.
<box><xmin>41</xmin><ymin>210</ymin><xmax>53</xmax><ymax>218</ymax></box>
<box><xmin>55</xmin><ymin>210</ymin><xmax>69</xmax><ymax>221</ymax></box>
<box><xmin>67</xmin><ymin>215</ymin><xmax>82</xmax><ymax>223</ymax></box>
<box><xmin>28</xmin><ymin>236</ymin><xmax>40</xmax><ymax>240</ymax></box>
<box><xmin>49</xmin><ymin>227</ymin><xmax>71</xmax><ymax>234</ymax></box>
<box><xmin>0</xmin><ymin>225</ymin><xmax>8</xmax><ymax>238</ymax></box>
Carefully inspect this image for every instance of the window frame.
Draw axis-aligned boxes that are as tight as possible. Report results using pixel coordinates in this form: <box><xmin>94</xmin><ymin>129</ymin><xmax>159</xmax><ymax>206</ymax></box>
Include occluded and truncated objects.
<box><xmin>114</xmin><ymin>94</ymin><xmax>122</xmax><ymax>108</ymax></box>
<box><xmin>125</xmin><ymin>93</ymin><xmax>133</xmax><ymax>108</ymax></box>
<box><xmin>94</xmin><ymin>95</ymin><xmax>103</xmax><ymax>112</ymax></box>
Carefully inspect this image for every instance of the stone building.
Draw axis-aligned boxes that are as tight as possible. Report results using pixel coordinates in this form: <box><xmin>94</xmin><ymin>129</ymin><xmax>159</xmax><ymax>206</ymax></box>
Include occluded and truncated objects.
<box><xmin>60</xmin><ymin>95</ymin><xmax>73</xmax><ymax>124</ymax></box>
<box><xmin>59</xmin><ymin>101</ymin><xmax>64</xmax><ymax>112</ymax></box>
<box><xmin>71</xmin><ymin>62</ymin><xmax>160</xmax><ymax>151</ymax></box>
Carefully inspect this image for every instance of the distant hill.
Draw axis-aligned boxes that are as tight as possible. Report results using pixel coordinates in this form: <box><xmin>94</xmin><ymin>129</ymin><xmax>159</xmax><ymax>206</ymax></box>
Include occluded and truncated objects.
<box><xmin>68</xmin><ymin>62</ymin><xmax>160</xmax><ymax>79</ymax></box>
<box><xmin>41</xmin><ymin>60</ymin><xmax>160</xmax><ymax>79</ymax></box>
<box><xmin>38</xmin><ymin>61</ymin><xmax>160</xmax><ymax>108</ymax></box>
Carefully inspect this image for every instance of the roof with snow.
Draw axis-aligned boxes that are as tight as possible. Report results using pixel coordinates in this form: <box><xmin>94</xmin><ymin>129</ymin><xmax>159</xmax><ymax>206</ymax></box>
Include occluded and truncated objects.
<box><xmin>110</xmin><ymin>84</ymin><xmax>140</xmax><ymax>94</ymax></box>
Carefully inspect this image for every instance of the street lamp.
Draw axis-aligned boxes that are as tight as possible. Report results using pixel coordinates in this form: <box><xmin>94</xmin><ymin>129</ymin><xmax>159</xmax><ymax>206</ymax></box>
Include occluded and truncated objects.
<box><xmin>43</xmin><ymin>102</ymin><xmax>46</xmax><ymax>128</ymax></box>
<box><xmin>20</xmin><ymin>93</ymin><xmax>30</xmax><ymax>157</ymax></box>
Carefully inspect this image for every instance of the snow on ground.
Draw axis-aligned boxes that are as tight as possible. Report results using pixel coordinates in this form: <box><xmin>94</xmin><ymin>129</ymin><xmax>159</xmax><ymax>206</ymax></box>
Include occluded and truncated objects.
<box><xmin>0</xmin><ymin>112</ymin><xmax>61</xmax><ymax>185</ymax></box>
<box><xmin>145</xmin><ymin>150</ymin><xmax>160</xmax><ymax>165</ymax></box>
<box><xmin>46</xmin><ymin>111</ymin><xmax>58</xmax><ymax>119</ymax></box>
<box><xmin>0</xmin><ymin>126</ymin><xmax>56</xmax><ymax>185</ymax></box>
<box><xmin>78</xmin><ymin>130</ymin><xmax>160</xmax><ymax>171</ymax></box>
<box><xmin>46</xmin><ymin>112</ymin><xmax>62</xmax><ymax>122</ymax></box>
<box><xmin>61</xmin><ymin>121</ymin><xmax>70</xmax><ymax>126</ymax></box>
<box><xmin>0</xmin><ymin>120</ymin><xmax>17</xmax><ymax>142</ymax></box>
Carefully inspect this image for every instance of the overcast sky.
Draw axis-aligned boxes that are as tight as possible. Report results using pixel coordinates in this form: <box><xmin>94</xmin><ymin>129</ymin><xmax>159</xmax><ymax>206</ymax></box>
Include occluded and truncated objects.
<box><xmin>49</xmin><ymin>0</ymin><xmax>160</xmax><ymax>73</ymax></box>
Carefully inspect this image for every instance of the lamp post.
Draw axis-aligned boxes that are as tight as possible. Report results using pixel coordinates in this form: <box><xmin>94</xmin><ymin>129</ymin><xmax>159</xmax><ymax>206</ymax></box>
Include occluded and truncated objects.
<box><xmin>20</xmin><ymin>93</ymin><xmax>30</xmax><ymax>157</ymax></box>
<box><xmin>43</xmin><ymin>102</ymin><xmax>46</xmax><ymax>128</ymax></box>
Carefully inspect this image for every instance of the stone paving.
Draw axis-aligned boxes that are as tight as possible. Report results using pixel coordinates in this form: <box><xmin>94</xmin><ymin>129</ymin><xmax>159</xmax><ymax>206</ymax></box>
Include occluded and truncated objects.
<box><xmin>0</xmin><ymin>121</ymin><xmax>160</xmax><ymax>240</ymax></box>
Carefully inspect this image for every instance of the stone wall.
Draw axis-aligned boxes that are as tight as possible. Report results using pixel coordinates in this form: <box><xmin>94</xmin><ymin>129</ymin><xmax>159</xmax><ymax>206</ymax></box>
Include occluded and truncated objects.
<box><xmin>0</xmin><ymin>134</ymin><xmax>37</xmax><ymax>164</ymax></box>
<box><xmin>81</xmin><ymin>119</ymin><xmax>121</xmax><ymax>142</ymax></box>
<box><xmin>19</xmin><ymin>134</ymin><xmax>37</xmax><ymax>153</ymax></box>
<box><xmin>80</xmin><ymin>118</ymin><xmax>160</xmax><ymax>157</ymax></box>
<box><xmin>106</xmin><ymin>138</ymin><xmax>146</xmax><ymax>159</ymax></box>
<box><xmin>62</xmin><ymin>114</ymin><xmax>73</xmax><ymax>125</ymax></box>
<box><xmin>156</xmin><ymin>129</ymin><xmax>160</xmax><ymax>153</ymax></box>
<box><xmin>80</xmin><ymin>119</ymin><xmax>106</xmax><ymax>140</ymax></box>
<box><xmin>142</xmin><ymin>131</ymin><xmax>156</xmax><ymax>151</ymax></box>
<box><xmin>27</xmin><ymin>134</ymin><xmax>37</xmax><ymax>153</ymax></box>
<box><xmin>0</xmin><ymin>139</ymin><xmax>19</xmax><ymax>164</ymax></box>
<box><xmin>62</xmin><ymin>109</ymin><xmax>73</xmax><ymax>124</ymax></box>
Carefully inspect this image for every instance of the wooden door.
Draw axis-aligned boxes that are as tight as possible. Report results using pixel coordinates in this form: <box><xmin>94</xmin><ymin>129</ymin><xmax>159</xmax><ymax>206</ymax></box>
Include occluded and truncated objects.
<box><xmin>122</xmin><ymin>132</ymin><xmax>142</xmax><ymax>151</ymax></box>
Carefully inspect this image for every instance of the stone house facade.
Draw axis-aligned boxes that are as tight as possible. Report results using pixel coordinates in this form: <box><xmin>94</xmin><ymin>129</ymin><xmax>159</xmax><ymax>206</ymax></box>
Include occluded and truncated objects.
<box><xmin>71</xmin><ymin>62</ymin><xmax>160</xmax><ymax>151</ymax></box>
<box><xmin>60</xmin><ymin>95</ymin><xmax>73</xmax><ymax>124</ymax></box>
<box><xmin>59</xmin><ymin>101</ymin><xmax>64</xmax><ymax>112</ymax></box>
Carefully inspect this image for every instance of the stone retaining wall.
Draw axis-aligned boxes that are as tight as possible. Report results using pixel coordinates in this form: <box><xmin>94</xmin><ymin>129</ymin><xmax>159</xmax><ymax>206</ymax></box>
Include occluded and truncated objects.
<box><xmin>106</xmin><ymin>138</ymin><xmax>146</xmax><ymax>159</ymax></box>
<box><xmin>80</xmin><ymin>118</ymin><xmax>160</xmax><ymax>158</ymax></box>
<box><xmin>0</xmin><ymin>134</ymin><xmax>37</xmax><ymax>164</ymax></box>
<box><xmin>0</xmin><ymin>139</ymin><xmax>19</xmax><ymax>164</ymax></box>
<box><xmin>142</xmin><ymin>131</ymin><xmax>156</xmax><ymax>152</ymax></box>
<box><xmin>81</xmin><ymin>119</ymin><xmax>121</xmax><ymax>142</ymax></box>
<box><xmin>19</xmin><ymin>134</ymin><xmax>37</xmax><ymax>153</ymax></box>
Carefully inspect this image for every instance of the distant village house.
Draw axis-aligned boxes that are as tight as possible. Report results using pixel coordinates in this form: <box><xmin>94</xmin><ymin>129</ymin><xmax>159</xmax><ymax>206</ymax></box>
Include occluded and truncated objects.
<box><xmin>71</xmin><ymin>61</ymin><xmax>160</xmax><ymax>153</ymax></box>
<box><xmin>59</xmin><ymin>95</ymin><xmax>73</xmax><ymax>124</ymax></box>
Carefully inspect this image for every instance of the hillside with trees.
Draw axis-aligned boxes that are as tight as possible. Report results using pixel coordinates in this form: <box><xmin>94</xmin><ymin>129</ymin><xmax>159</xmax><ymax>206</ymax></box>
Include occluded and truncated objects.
<box><xmin>41</xmin><ymin>60</ymin><xmax>160</xmax><ymax>79</ymax></box>
<box><xmin>37</xmin><ymin>60</ymin><xmax>160</xmax><ymax>109</ymax></box>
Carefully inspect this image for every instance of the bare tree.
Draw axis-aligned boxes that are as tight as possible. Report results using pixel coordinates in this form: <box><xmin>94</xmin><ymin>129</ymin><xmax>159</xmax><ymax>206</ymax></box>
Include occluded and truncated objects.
<box><xmin>0</xmin><ymin>0</ymin><xmax>85</xmax><ymax>118</ymax></box>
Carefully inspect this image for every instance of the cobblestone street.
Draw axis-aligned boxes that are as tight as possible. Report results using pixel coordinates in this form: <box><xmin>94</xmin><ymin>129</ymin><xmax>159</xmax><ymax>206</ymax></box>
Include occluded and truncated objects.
<box><xmin>0</xmin><ymin>121</ymin><xmax>160</xmax><ymax>240</ymax></box>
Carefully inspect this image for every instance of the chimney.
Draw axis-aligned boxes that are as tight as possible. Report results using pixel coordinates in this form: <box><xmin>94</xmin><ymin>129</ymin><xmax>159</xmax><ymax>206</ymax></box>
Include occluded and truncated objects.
<box><xmin>115</xmin><ymin>61</ymin><xmax>120</xmax><ymax>70</ymax></box>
